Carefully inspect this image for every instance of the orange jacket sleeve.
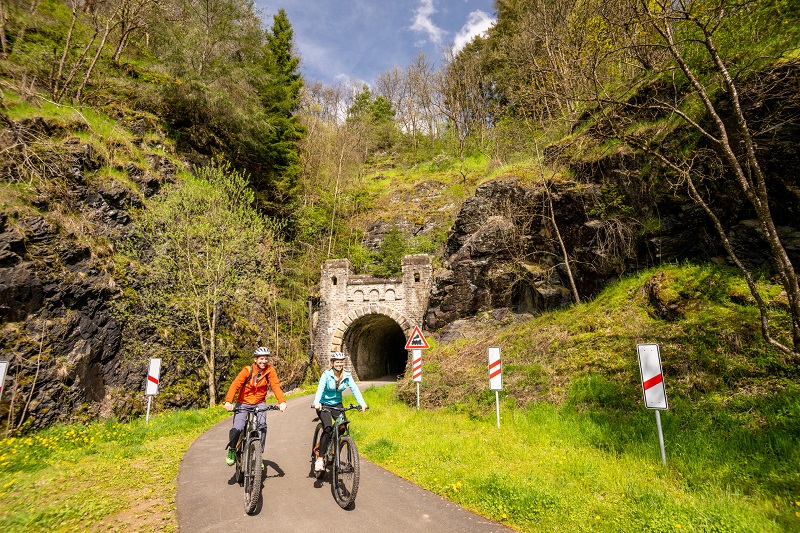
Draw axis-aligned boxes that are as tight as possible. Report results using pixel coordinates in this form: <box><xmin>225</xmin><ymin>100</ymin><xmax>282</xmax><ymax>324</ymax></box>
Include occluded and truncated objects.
<box><xmin>224</xmin><ymin>366</ymin><xmax>251</xmax><ymax>404</ymax></box>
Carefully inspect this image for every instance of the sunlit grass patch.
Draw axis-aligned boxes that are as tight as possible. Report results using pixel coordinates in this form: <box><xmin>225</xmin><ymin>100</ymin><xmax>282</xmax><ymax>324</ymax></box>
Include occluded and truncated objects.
<box><xmin>355</xmin><ymin>373</ymin><xmax>797</xmax><ymax>532</ymax></box>
<box><xmin>0</xmin><ymin>408</ymin><xmax>228</xmax><ymax>532</ymax></box>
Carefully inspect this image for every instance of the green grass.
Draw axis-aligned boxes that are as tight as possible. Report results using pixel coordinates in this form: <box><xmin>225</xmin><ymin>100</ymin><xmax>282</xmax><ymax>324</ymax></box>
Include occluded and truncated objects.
<box><xmin>354</xmin><ymin>384</ymin><xmax>800</xmax><ymax>532</ymax></box>
<box><xmin>0</xmin><ymin>408</ymin><xmax>228</xmax><ymax>532</ymax></box>
<box><xmin>355</xmin><ymin>263</ymin><xmax>800</xmax><ymax>532</ymax></box>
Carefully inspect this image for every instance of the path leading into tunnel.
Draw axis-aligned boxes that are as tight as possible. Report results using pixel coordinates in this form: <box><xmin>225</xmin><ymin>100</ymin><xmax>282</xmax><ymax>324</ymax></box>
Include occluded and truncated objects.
<box><xmin>176</xmin><ymin>383</ymin><xmax>515</xmax><ymax>533</ymax></box>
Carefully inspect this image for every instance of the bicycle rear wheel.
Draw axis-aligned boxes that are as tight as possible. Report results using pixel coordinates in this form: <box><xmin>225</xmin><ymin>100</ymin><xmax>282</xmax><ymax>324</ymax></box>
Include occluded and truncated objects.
<box><xmin>333</xmin><ymin>436</ymin><xmax>360</xmax><ymax>509</ymax></box>
<box><xmin>243</xmin><ymin>439</ymin><xmax>263</xmax><ymax>514</ymax></box>
<box><xmin>311</xmin><ymin>422</ymin><xmax>324</xmax><ymax>479</ymax></box>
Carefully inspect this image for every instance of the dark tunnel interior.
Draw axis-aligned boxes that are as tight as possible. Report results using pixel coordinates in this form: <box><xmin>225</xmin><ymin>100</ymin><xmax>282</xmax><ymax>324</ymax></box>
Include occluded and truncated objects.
<box><xmin>342</xmin><ymin>314</ymin><xmax>409</xmax><ymax>380</ymax></box>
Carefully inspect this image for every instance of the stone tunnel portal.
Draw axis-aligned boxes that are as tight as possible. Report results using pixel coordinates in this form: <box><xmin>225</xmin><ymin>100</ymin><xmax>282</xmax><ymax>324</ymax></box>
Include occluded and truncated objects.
<box><xmin>342</xmin><ymin>314</ymin><xmax>408</xmax><ymax>380</ymax></box>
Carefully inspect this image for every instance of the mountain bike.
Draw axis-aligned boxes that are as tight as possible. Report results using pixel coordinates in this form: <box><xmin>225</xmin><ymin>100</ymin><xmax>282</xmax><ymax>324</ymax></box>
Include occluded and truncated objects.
<box><xmin>233</xmin><ymin>404</ymin><xmax>279</xmax><ymax>514</ymax></box>
<box><xmin>310</xmin><ymin>404</ymin><xmax>365</xmax><ymax>509</ymax></box>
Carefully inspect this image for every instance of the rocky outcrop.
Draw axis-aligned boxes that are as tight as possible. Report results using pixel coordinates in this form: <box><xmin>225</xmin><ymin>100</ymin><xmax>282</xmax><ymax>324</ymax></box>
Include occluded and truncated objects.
<box><xmin>427</xmin><ymin>144</ymin><xmax>800</xmax><ymax>331</ymax></box>
<box><xmin>0</xmin><ymin>114</ymin><xmax>179</xmax><ymax>430</ymax></box>
<box><xmin>425</xmin><ymin>63</ymin><xmax>800</xmax><ymax>330</ymax></box>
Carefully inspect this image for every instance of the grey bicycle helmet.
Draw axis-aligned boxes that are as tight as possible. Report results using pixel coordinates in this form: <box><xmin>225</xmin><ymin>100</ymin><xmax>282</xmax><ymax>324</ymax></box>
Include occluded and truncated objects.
<box><xmin>253</xmin><ymin>346</ymin><xmax>271</xmax><ymax>356</ymax></box>
<box><xmin>330</xmin><ymin>351</ymin><xmax>346</xmax><ymax>360</ymax></box>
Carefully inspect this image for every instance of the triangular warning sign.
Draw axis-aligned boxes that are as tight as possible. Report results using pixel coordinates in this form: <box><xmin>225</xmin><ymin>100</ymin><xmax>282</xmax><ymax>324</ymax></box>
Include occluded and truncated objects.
<box><xmin>405</xmin><ymin>325</ymin><xmax>430</xmax><ymax>350</ymax></box>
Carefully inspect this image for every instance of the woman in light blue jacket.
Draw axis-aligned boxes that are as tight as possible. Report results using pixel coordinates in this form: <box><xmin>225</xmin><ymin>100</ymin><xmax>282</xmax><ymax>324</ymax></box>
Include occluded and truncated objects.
<box><xmin>312</xmin><ymin>351</ymin><xmax>367</xmax><ymax>472</ymax></box>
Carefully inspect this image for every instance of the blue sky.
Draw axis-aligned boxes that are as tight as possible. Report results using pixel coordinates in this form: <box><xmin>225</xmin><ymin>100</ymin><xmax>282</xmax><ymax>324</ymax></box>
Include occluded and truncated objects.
<box><xmin>258</xmin><ymin>0</ymin><xmax>496</xmax><ymax>86</ymax></box>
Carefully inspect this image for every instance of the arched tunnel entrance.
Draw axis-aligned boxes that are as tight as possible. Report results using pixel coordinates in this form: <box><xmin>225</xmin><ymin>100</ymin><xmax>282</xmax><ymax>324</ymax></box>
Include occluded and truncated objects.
<box><xmin>342</xmin><ymin>314</ymin><xmax>408</xmax><ymax>380</ymax></box>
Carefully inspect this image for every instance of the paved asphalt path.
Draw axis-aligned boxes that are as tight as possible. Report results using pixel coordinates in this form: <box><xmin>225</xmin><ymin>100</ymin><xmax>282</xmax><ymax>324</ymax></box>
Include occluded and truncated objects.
<box><xmin>176</xmin><ymin>384</ymin><xmax>515</xmax><ymax>532</ymax></box>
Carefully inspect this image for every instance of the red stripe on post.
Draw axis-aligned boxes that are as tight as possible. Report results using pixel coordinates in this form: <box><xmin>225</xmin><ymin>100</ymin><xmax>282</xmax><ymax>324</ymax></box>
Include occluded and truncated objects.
<box><xmin>489</xmin><ymin>359</ymin><xmax>501</xmax><ymax>370</ymax></box>
<box><xmin>147</xmin><ymin>375</ymin><xmax>159</xmax><ymax>385</ymax></box>
<box><xmin>489</xmin><ymin>369</ymin><xmax>502</xmax><ymax>379</ymax></box>
<box><xmin>642</xmin><ymin>373</ymin><xmax>662</xmax><ymax>391</ymax></box>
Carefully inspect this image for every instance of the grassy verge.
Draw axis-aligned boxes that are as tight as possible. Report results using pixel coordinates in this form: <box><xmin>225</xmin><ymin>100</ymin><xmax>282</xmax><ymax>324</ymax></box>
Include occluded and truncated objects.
<box><xmin>354</xmin><ymin>384</ymin><xmax>800</xmax><ymax>532</ymax></box>
<box><xmin>0</xmin><ymin>407</ymin><xmax>227</xmax><ymax>532</ymax></box>
<box><xmin>0</xmin><ymin>387</ymin><xmax>314</xmax><ymax>532</ymax></box>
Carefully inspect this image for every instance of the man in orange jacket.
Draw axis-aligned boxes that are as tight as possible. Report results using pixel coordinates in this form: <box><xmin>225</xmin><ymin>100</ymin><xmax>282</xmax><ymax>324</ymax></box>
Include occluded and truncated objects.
<box><xmin>223</xmin><ymin>346</ymin><xmax>287</xmax><ymax>465</ymax></box>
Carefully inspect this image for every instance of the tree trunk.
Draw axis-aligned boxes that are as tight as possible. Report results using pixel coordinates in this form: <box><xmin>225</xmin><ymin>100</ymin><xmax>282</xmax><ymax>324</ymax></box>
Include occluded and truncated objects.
<box><xmin>650</xmin><ymin>7</ymin><xmax>800</xmax><ymax>354</ymax></box>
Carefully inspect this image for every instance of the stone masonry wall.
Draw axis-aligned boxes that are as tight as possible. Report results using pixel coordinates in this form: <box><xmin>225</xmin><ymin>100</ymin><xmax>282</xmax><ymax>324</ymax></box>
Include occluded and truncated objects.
<box><xmin>314</xmin><ymin>254</ymin><xmax>433</xmax><ymax>374</ymax></box>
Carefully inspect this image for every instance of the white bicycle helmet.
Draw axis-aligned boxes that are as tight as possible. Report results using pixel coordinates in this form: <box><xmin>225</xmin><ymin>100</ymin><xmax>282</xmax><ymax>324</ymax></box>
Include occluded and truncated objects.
<box><xmin>253</xmin><ymin>346</ymin><xmax>271</xmax><ymax>356</ymax></box>
<box><xmin>330</xmin><ymin>351</ymin><xmax>346</xmax><ymax>360</ymax></box>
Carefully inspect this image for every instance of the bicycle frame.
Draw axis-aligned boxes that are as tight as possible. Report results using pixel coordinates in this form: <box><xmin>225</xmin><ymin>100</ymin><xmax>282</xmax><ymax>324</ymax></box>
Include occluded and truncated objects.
<box><xmin>318</xmin><ymin>405</ymin><xmax>357</xmax><ymax>462</ymax></box>
<box><xmin>313</xmin><ymin>404</ymin><xmax>363</xmax><ymax>509</ymax></box>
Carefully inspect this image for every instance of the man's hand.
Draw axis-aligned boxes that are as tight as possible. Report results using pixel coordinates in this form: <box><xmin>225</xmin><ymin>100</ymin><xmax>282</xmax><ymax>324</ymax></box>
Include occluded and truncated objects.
<box><xmin>279</xmin><ymin>402</ymin><xmax>287</xmax><ymax>412</ymax></box>
<box><xmin>359</xmin><ymin>404</ymin><xmax>368</xmax><ymax>412</ymax></box>
<box><xmin>312</xmin><ymin>403</ymin><xmax>321</xmax><ymax>410</ymax></box>
<box><xmin>224</xmin><ymin>402</ymin><xmax>234</xmax><ymax>412</ymax></box>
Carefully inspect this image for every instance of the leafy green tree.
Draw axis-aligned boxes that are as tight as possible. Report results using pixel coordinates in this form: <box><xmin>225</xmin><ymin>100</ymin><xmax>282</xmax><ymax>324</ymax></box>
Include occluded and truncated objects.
<box><xmin>129</xmin><ymin>161</ymin><xmax>282</xmax><ymax>405</ymax></box>
<box><xmin>347</xmin><ymin>84</ymin><xmax>398</xmax><ymax>150</ymax></box>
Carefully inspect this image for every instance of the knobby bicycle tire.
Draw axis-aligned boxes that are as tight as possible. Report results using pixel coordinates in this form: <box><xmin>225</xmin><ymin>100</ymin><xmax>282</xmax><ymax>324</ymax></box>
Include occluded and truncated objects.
<box><xmin>234</xmin><ymin>442</ymin><xmax>244</xmax><ymax>485</ymax></box>
<box><xmin>243</xmin><ymin>438</ymin><xmax>263</xmax><ymax>514</ymax></box>
<box><xmin>333</xmin><ymin>435</ymin><xmax>360</xmax><ymax>509</ymax></box>
<box><xmin>311</xmin><ymin>422</ymin><xmax>325</xmax><ymax>479</ymax></box>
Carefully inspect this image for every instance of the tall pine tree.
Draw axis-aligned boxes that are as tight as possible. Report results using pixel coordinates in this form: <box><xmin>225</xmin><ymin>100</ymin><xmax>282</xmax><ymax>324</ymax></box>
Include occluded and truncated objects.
<box><xmin>253</xmin><ymin>8</ymin><xmax>306</xmax><ymax>222</ymax></box>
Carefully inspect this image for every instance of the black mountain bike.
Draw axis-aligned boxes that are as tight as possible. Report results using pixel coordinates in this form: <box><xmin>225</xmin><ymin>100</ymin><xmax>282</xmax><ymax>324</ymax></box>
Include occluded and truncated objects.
<box><xmin>233</xmin><ymin>404</ymin><xmax>279</xmax><ymax>514</ymax></box>
<box><xmin>311</xmin><ymin>404</ymin><xmax>364</xmax><ymax>509</ymax></box>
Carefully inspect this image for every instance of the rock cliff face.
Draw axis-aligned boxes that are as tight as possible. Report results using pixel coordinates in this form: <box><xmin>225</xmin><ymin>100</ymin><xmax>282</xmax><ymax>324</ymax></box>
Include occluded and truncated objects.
<box><xmin>426</xmin><ymin>67</ymin><xmax>800</xmax><ymax>330</ymax></box>
<box><xmin>0</xmin><ymin>113</ymin><xmax>178</xmax><ymax>429</ymax></box>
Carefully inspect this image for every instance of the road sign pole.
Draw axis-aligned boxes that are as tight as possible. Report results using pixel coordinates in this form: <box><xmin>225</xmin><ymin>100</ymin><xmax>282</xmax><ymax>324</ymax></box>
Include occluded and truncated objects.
<box><xmin>411</xmin><ymin>348</ymin><xmax>422</xmax><ymax>410</ymax></box>
<box><xmin>146</xmin><ymin>396</ymin><xmax>153</xmax><ymax>424</ymax></box>
<box><xmin>495</xmin><ymin>390</ymin><xmax>500</xmax><ymax>428</ymax></box>
<box><xmin>655</xmin><ymin>409</ymin><xmax>666</xmax><ymax>467</ymax></box>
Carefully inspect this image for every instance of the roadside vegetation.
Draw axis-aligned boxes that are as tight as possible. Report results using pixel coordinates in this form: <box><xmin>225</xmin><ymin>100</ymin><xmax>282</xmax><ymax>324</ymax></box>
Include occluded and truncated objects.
<box><xmin>353</xmin><ymin>264</ymin><xmax>800</xmax><ymax>532</ymax></box>
<box><xmin>0</xmin><ymin>407</ymin><xmax>228</xmax><ymax>532</ymax></box>
<box><xmin>356</xmin><ymin>383</ymin><xmax>799</xmax><ymax>532</ymax></box>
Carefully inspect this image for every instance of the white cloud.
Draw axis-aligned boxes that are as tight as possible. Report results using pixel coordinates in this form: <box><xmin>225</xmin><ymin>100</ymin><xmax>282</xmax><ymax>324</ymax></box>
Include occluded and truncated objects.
<box><xmin>452</xmin><ymin>10</ymin><xmax>495</xmax><ymax>53</ymax></box>
<box><xmin>410</xmin><ymin>0</ymin><xmax>447</xmax><ymax>45</ymax></box>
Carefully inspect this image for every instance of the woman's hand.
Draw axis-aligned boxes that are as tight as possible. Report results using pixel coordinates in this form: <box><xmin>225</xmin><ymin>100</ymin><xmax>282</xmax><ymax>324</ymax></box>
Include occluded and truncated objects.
<box><xmin>359</xmin><ymin>404</ymin><xmax>368</xmax><ymax>412</ymax></box>
<box><xmin>224</xmin><ymin>402</ymin><xmax>234</xmax><ymax>412</ymax></box>
<box><xmin>279</xmin><ymin>402</ymin><xmax>287</xmax><ymax>412</ymax></box>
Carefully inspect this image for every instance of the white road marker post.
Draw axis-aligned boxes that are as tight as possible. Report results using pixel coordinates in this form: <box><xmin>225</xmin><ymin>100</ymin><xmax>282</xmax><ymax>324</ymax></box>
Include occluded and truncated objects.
<box><xmin>488</xmin><ymin>347</ymin><xmax>502</xmax><ymax>428</ymax></box>
<box><xmin>637</xmin><ymin>343</ymin><xmax>668</xmax><ymax>466</ymax></box>
<box><xmin>145</xmin><ymin>358</ymin><xmax>162</xmax><ymax>424</ymax></box>
<box><xmin>412</xmin><ymin>349</ymin><xmax>422</xmax><ymax>410</ymax></box>
<box><xmin>0</xmin><ymin>360</ymin><xmax>8</xmax><ymax>405</ymax></box>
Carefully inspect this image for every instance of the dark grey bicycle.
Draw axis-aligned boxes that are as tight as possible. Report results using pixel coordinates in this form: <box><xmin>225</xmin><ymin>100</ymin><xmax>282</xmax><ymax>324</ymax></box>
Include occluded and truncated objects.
<box><xmin>233</xmin><ymin>404</ymin><xmax>279</xmax><ymax>514</ymax></box>
<box><xmin>311</xmin><ymin>404</ymin><xmax>364</xmax><ymax>509</ymax></box>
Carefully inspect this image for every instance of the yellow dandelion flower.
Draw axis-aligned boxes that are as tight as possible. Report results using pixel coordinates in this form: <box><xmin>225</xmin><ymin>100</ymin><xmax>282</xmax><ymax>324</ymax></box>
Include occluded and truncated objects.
<box><xmin>675</xmin><ymin>524</ymin><xmax>681</xmax><ymax>529</ymax></box>
<box><xmin>595</xmin><ymin>516</ymin><xmax>600</xmax><ymax>520</ymax></box>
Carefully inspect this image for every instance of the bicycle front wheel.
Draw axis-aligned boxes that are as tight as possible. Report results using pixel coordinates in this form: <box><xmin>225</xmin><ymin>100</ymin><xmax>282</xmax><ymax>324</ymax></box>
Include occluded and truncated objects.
<box><xmin>333</xmin><ymin>435</ymin><xmax>360</xmax><ymax>509</ymax></box>
<box><xmin>243</xmin><ymin>438</ymin><xmax>263</xmax><ymax>515</ymax></box>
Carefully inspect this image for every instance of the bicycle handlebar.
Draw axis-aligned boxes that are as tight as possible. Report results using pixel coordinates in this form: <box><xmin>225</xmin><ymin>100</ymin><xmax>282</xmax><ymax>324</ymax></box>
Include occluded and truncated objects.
<box><xmin>232</xmin><ymin>404</ymin><xmax>281</xmax><ymax>413</ymax></box>
<box><xmin>312</xmin><ymin>404</ymin><xmax>368</xmax><ymax>412</ymax></box>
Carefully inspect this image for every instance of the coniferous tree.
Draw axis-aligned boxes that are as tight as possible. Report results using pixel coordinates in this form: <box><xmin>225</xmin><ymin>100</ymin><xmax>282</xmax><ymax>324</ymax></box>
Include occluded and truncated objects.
<box><xmin>253</xmin><ymin>7</ymin><xmax>306</xmax><ymax>222</ymax></box>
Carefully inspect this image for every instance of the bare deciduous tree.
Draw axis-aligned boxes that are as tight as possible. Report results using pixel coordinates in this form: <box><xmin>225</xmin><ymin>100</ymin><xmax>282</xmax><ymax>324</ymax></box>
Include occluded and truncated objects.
<box><xmin>602</xmin><ymin>0</ymin><xmax>800</xmax><ymax>355</ymax></box>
